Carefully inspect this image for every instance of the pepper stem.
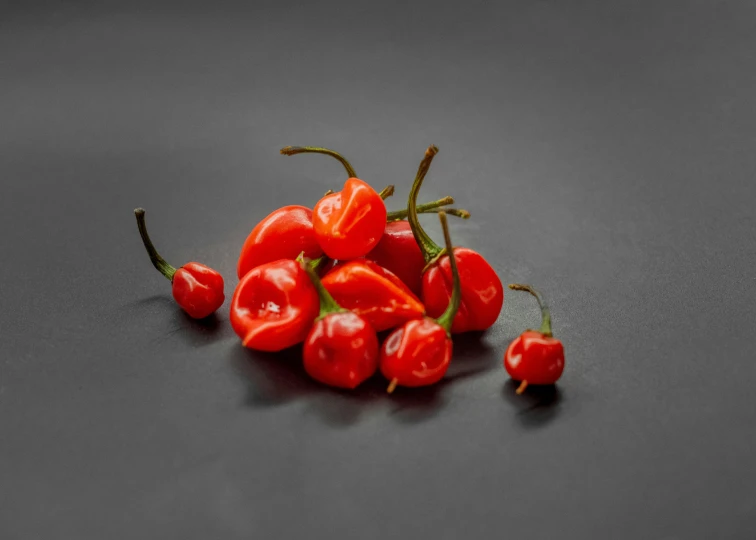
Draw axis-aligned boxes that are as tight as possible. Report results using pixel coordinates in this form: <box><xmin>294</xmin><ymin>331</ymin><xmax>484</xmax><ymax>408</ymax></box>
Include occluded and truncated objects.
<box><xmin>387</xmin><ymin>378</ymin><xmax>398</xmax><ymax>394</ymax></box>
<box><xmin>516</xmin><ymin>380</ymin><xmax>528</xmax><ymax>394</ymax></box>
<box><xmin>298</xmin><ymin>253</ymin><xmax>344</xmax><ymax>318</ymax></box>
<box><xmin>378</xmin><ymin>185</ymin><xmax>395</xmax><ymax>200</ymax></box>
<box><xmin>280</xmin><ymin>146</ymin><xmax>358</xmax><ymax>179</ymax></box>
<box><xmin>434</xmin><ymin>212</ymin><xmax>461</xmax><ymax>334</ymax></box>
<box><xmin>407</xmin><ymin>146</ymin><xmax>444</xmax><ymax>262</ymax></box>
<box><xmin>508</xmin><ymin>284</ymin><xmax>553</xmax><ymax>337</ymax></box>
<box><xmin>134</xmin><ymin>208</ymin><xmax>176</xmax><ymax>281</ymax></box>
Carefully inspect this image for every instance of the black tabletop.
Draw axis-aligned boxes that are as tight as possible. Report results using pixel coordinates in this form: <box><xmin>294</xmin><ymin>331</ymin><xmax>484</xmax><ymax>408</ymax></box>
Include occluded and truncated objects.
<box><xmin>2</xmin><ymin>1</ymin><xmax>755</xmax><ymax>538</ymax></box>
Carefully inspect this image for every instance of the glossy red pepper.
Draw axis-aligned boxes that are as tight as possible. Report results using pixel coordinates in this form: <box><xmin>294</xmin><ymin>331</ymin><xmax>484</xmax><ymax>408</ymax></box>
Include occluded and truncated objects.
<box><xmin>320</xmin><ymin>259</ymin><xmax>425</xmax><ymax>332</ymax></box>
<box><xmin>301</xmin><ymin>258</ymin><xmax>379</xmax><ymax>389</ymax></box>
<box><xmin>237</xmin><ymin>205</ymin><xmax>323</xmax><ymax>280</ymax></box>
<box><xmin>504</xmin><ymin>284</ymin><xmax>565</xmax><ymax>393</ymax></box>
<box><xmin>367</xmin><ymin>203</ymin><xmax>470</xmax><ymax>297</ymax></box>
<box><xmin>380</xmin><ymin>211</ymin><xmax>461</xmax><ymax>391</ymax></box>
<box><xmin>134</xmin><ymin>208</ymin><xmax>225</xmax><ymax>319</ymax></box>
<box><xmin>407</xmin><ymin>146</ymin><xmax>504</xmax><ymax>333</ymax></box>
<box><xmin>280</xmin><ymin>146</ymin><xmax>386</xmax><ymax>260</ymax></box>
<box><xmin>230</xmin><ymin>259</ymin><xmax>319</xmax><ymax>352</ymax></box>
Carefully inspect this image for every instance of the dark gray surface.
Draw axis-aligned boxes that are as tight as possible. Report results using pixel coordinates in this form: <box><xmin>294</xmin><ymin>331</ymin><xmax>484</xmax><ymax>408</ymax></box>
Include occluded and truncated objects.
<box><xmin>2</xmin><ymin>1</ymin><xmax>755</xmax><ymax>538</ymax></box>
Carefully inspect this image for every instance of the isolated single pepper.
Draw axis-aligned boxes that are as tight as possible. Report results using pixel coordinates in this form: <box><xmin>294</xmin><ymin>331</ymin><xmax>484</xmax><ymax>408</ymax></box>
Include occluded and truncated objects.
<box><xmin>134</xmin><ymin>208</ymin><xmax>224</xmax><ymax>319</ymax></box>
<box><xmin>504</xmin><ymin>284</ymin><xmax>565</xmax><ymax>394</ymax></box>
<box><xmin>230</xmin><ymin>259</ymin><xmax>319</xmax><ymax>352</ymax></box>
<box><xmin>300</xmin><ymin>257</ymin><xmax>379</xmax><ymax>389</ymax></box>
<box><xmin>380</xmin><ymin>211</ymin><xmax>461</xmax><ymax>391</ymax></box>
<box><xmin>320</xmin><ymin>259</ymin><xmax>425</xmax><ymax>332</ymax></box>
<box><xmin>407</xmin><ymin>146</ymin><xmax>504</xmax><ymax>333</ymax></box>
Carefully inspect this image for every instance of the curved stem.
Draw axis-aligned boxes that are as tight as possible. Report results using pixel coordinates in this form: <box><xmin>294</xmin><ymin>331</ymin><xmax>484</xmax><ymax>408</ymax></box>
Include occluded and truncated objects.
<box><xmin>280</xmin><ymin>146</ymin><xmax>357</xmax><ymax>179</ymax></box>
<box><xmin>508</xmin><ymin>284</ymin><xmax>552</xmax><ymax>337</ymax></box>
<box><xmin>134</xmin><ymin>208</ymin><xmax>176</xmax><ymax>281</ymax></box>
<box><xmin>387</xmin><ymin>196</ymin><xmax>454</xmax><ymax>221</ymax></box>
<box><xmin>299</xmin><ymin>254</ymin><xmax>344</xmax><ymax>318</ymax></box>
<box><xmin>407</xmin><ymin>145</ymin><xmax>443</xmax><ymax>262</ymax></box>
<box><xmin>435</xmin><ymin>212</ymin><xmax>461</xmax><ymax>334</ymax></box>
<box><xmin>378</xmin><ymin>185</ymin><xmax>395</xmax><ymax>200</ymax></box>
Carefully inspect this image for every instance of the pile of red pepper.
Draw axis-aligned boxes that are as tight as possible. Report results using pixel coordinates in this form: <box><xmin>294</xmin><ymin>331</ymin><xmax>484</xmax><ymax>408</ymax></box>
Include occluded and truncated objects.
<box><xmin>134</xmin><ymin>145</ymin><xmax>565</xmax><ymax>393</ymax></box>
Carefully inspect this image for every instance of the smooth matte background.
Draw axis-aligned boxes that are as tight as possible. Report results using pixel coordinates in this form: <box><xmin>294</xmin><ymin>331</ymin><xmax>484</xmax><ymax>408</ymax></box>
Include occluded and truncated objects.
<box><xmin>2</xmin><ymin>1</ymin><xmax>755</xmax><ymax>538</ymax></box>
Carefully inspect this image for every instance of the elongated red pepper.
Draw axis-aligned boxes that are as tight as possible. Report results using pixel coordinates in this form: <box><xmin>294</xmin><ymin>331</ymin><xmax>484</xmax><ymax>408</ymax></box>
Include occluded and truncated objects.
<box><xmin>320</xmin><ymin>259</ymin><xmax>425</xmax><ymax>332</ymax></box>
<box><xmin>230</xmin><ymin>259</ymin><xmax>319</xmax><ymax>351</ymax></box>
<box><xmin>380</xmin><ymin>211</ymin><xmax>461</xmax><ymax>390</ymax></box>
<box><xmin>408</xmin><ymin>146</ymin><xmax>504</xmax><ymax>333</ymax></box>
<box><xmin>301</xmin><ymin>258</ymin><xmax>379</xmax><ymax>389</ymax></box>
<box><xmin>134</xmin><ymin>208</ymin><xmax>225</xmax><ymax>319</ymax></box>
<box><xmin>504</xmin><ymin>284</ymin><xmax>565</xmax><ymax>393</ymax></box>
<box><xmin>369</xmin><ymin>203</ymin><xmax>470</xmax><ymax>296</ymax></box>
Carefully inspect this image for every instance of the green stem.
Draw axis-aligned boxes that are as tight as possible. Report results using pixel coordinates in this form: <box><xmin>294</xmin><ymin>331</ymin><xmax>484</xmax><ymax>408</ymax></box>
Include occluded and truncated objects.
<box><xmin>280</xmin><ymin>146</ymin><xmax>358</xmax><ymax>178</ymax></box>
<box><xmin>508</xmin><ymin>284</ymin><xmax>553</xmax><ymax>337</ymax></box>
<box><xmin>299</xmin><ymin>254</ymin><xmax>344</xmax><ymax>318</ymax></box>
<box><xmin>387</xmin><ymin>196</ymin><xmax>453</xmax><ymax>221</ymax></box>
<box><xmin>435</xmin><ymin>212</ymin><xmax>461</xmax><ymax>334</ymax></box>
<box><xmin>407</xmin><ymin>145</ymin><xmax>444</xmax><ymax>262</ymax></box>
<box><xmin>134</xmin><ymin>208</ymin><xmax>176</xmax><ymax>281</ymax></box>
<box><xmin>378</xmin><ymin>185</ymin><xmax>395</xmax><ymax>200</ymax></box>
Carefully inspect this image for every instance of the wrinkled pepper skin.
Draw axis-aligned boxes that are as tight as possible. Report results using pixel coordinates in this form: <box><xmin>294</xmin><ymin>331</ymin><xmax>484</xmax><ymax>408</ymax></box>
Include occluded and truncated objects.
<box><xmin>380</xmin><ymin>318</ymin><xmax>453</xmax><ymax>387</ymax></box>
<box><xmin>171</xmin><ymin>262</ymin><xmax>225</xmax><ymax>319</ymax></box>
<box><xmin>237</xmin><ymin>205</ymin><xmax>323</xmax><ymax>279</ymax></box>
<box><xmin>366</xmin><ymin>220</ymin><xmax>426</xmax><ymax>297</ymax></box>
<box><xmin>303</xmin><ymin>311</ymin><xmax>379</xmax><ymax>389</ymax></box>
<box><xmin>320</xmin><ymin>260</ymin><xmax>425</xmax><ymax>332</ymax></box>
<box><xmin>422</xmin><ymin>248</ymin><xmax>504</xmax><ymax>334</ymax></box>
<box><xmin>312</xmin><ymin>178</ymin><xmax>387</xmax><ymax>260</ymax></box>
<box><xmin>230</xmin><ymin>259</ymin><xmax>319</xmax><ymax>352</ymax></box>
<box><xmin>504</xmin><ymin>331</ymin><xmax>565</xmax><ymax>385</ymax></box>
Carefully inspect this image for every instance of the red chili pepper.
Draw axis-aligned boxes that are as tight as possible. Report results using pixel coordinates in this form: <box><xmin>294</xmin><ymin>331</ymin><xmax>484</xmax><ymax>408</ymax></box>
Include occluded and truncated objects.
<box><xmin>320</xmin><ymin>259</ymin><xmax>425</xmax><ymax>332</ymax></box>
<box><xmin>134</xmin><ymin>208</ymin><xmax>225</xmax><ymax>319</ymax></box>
<box><xmin>230</xmin><ymin>258</ymin><xmax>319</xmax><ymax>351</ymax></box>
<box><xmin>407</xmin><ymin>146</ymin><xmax>504</xmax><ymax>333</ymax></box>
<box><xmin>504</xmin><ymin>284</ymin><xmax>565</xmax><ymax>394</ymax></box>
<box><xmin>380</xmin><ymin>211</ymin><xmax>461</xmax><ymax>391</ymax></box>
<box><xmin>280</xmin><ymin>146</ymin><xmax>391</xmax><ymax>260</ymax></box>
<box><xmin>368</xmin><ymin>203</ymin><xmax>470</xmax><ymax>296</ymax></box>
<box><xmin>236</xmin><ymin>205</ymin><xmax>323</xmax><ymax>280</ymax></box>
<box><xmin>300</xmin><ymin>257</ymin><xmax>379</xmax><ymax>389</ymax></box>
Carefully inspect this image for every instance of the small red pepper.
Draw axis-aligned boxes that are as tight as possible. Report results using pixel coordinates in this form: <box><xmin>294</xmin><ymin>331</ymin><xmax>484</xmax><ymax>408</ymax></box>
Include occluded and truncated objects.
<box><xmin>504</xmin><ymin>284</ymin><xmax>565</xmax><ymax>394</ymax></box>
<box><xmin>380</xmin><ymin>211</ymin><xmax>461</xmax><ymax>391</ymax></box>
<box><xmin>230</xmin><ymin>259</ymin><xmax>319</xmax><ymax>351</ymax></box>
<box><xmin>300</xmin><ymin>257</ymin><xmax>379</xmax><ymax>389</ymax></box>
<box><xmin>320</xmin><ymin>259</ymin><xmax>425</xmax><ymax>332</ymax></box>
<box><xmin>280</xmin><ymin>146</ymin><xmax>387</xmax><ymax>260</ymax></box>
<box><xmin>134</xmin><ymin>208</ymin><xmax>225</xmax><ymax>319</ymax></box>
<box><xmin>407</xmin><ymin>146</ymin><xmax>504</xmax><ymax>333</ymax></box>
<box><xmin>237</xmin><ymin>205</ymin><xmax>323</xmax><ymax>280</ymax></box>
<box><xmin>369</xmin><ymin>203</ymin><xmax>470</xmax><ymax>297</ymax></box>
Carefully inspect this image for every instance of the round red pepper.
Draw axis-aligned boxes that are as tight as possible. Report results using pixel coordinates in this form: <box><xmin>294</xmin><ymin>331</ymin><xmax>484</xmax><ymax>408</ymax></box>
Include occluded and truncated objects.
<box><xmin>380</xmin><ymin>211</ymin><xmax>461</xmax><ymax>391</ymax></box>
<box><xmin>237</xmin><ymin>205</ymin><xmax>323</xmax><ymax>280</ymax></box>
<box><xmin>407</xmin><ymin>146</ymin><xmax>504</xmax><ymax>333</ymax></box>
<box><xmin>504</xmin><ymin>284</ymin><xmax>565</xmax><ymax>393</ymax></box>
<box><xmin>300</xmin><ymin>257</ymin><xmax>379</xmax><ymax>389</ymax></box>
<box><xmin>230</xmin><ymin>259</ymin><xmax>319</xmax><ymax>352</ymax></box>
<box><xmin>134</xmin><ymin>208</ymin><xmax>225</xmax><ymax>319</ymax></box>
<box><xmin>320</xmin><ymin>259</ymin><xmax>425</xmax><ymax>332</ymax></box>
